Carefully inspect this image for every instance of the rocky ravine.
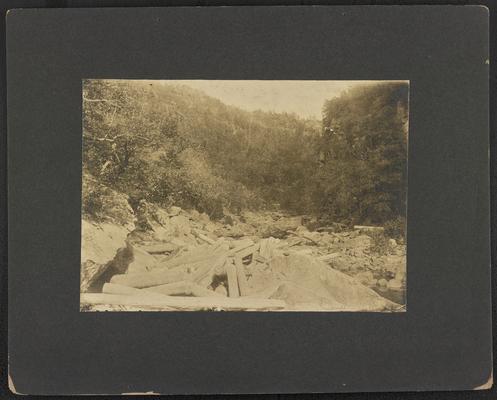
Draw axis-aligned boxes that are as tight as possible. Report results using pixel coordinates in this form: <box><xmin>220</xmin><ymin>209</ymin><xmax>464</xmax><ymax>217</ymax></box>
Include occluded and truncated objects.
<box><xmin>80</xmin><ymin>196</ymin><xmax>406</xmax><ymax>312</ymax></box>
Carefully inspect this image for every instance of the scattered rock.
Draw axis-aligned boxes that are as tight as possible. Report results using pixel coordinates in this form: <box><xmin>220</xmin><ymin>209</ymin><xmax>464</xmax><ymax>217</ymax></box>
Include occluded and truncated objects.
<box><xmin>377</xmin><ymin>278</ymin><xmax>388</xmax><ymax>288</ymax></box>
<box><xmin>82</xmin><ymin>172</ymin><xmax>135</xmax><ymax>230</ymax></box>
<box><xmin>138</xmin><ymin>242</ymin><xmax>179</xmax><ymax>254</ymax></box>
<box><xmin>222</xmin><ymin>215</ymin><xmax>234</xmax><ymax>226</ymax></box>
<box><xmin>168</xmin><ymin>206</ymin><xmax>182</xmax><ymax>216</ymax></box>
<box><xmin>355</xmin><ymin>271</ymin><xmax>374</xmax><ymax>286</ymax></box>
<box><xmin>353</xmin><ymin>225</ymin><xmax>385</xmax><ymax>233</ymax></box>
<box><xmin>189</xmin><ymin>209</ymin><xmax>201</xmax><ymax>220</ymax></box>
<box><xmin>215</xmin><ymin>285</ymin><xmax>228</xmax><ymax>296</ymax></box>
<box><xmin>387</xmin><ymin>279</ymin><xmax>403</xmax><ymax>290</ymax></box>
<box><xmin>269</xmin><ymin>281</ymin><xmax>343</xmax><ymax>309</ymax></box>
<box><xmin>81</xmin><ymin>192</ymin><xmax>406</xmax><ymax>310</ymax></box>
<box><xmin>80</xmin><ymin>220</ymin><xmax>133</xmax><ymax>292</ymax></box>
<box><xmin>266</xmin><ymin>254</ymin><xmax>398</xmax><ymax>311</ymax></box>
<box><xmin>127</xmin><ymin>245</ymin><xmax>159</xmax><ymax>274</ymax></box>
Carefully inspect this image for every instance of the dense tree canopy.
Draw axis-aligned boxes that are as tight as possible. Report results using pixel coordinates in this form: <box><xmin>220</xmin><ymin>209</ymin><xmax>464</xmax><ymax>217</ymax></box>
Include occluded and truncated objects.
<box><xmin>82</xmin><ymin>80</ymin><xmax>408</xmax><ymax>234</ymax></box>
<box><xmin>317</xmin><ymin>82</ymin><xmax>408</xmax><ymax>227</ymax></box>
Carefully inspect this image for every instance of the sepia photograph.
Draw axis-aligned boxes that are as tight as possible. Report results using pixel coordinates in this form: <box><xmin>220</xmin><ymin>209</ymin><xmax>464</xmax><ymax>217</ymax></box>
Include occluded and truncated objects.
<box><xmin>80</xmin><ymin>79</ymin><xmax>408</xmax><ymax>312</ymax></box>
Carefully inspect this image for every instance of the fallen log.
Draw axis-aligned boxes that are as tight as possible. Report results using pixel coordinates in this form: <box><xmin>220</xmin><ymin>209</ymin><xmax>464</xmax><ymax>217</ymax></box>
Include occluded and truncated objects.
<box><xmin>353</xmin><ymin>225</ymin><xmax>384</xmax><ymax>232</ymax></box>
<box><xmin>253</xmin><ymin>254</ymin><xmax>267</xmax><ymax>263</ymax></box>
<box><xmin>226</xmin><ymin>260</ymin><xmax>240</xmax><ymax>298</ymax></box>
<box><xmin>316</xmin><ymin>224</ymin><xmax>346</xmax><ymax>233</ymax></box>
<box><xmin>234</xmin><ymin>257</ymin><xmax>249</xmax><ymax>296</ymax></box>
<box><xmin>246</xmin><ymin>283</ymin><xmax>281</xmax><ymax>299</ymax></box>
<box><xmin>259</xmin><ymin>239</ymin><xmax>268</xmax><ymax>258</ymax></box>
<box><xmin>192</xmin><ymin>229</ymin><xmax>217</xmax><ymax>245</ymax></box>
<box><xmin>110</xmin><ymin>253</ymin><xmax>227</xmax><ymax>288</ymax></box>
<box><xmin>302</xmin><ymin>233</ymin><xmax>319</xmax><ymax>245</ymax></box>
<box><xmin>317</xmin><ymin>252</ymin><xmax>341</xmax><ymax>261</ymax></box>
<box><xmin>110</xmin><ymin>266</ymin><xmax>188</xmax><ymax>288</ymax></box>
<box><xmin>259</xmin><ymin>237</ymin><xmax>280</xmax><ymax>259</ymax></box>
<box><xmin>156</xmin><ymin>245</ymin><xmax>222</xmax><ymax>270</ymax></box>
<box><xmin>260</xmin><ymin>238</ymin><xmax>275</xmax><ymax>258</ymax></box>
<box><xmin>190</xmin><ymin>256</ymin><xmax>227</xmax><ymax>283</ymax></box>
<box><xmin>287</xmin><ymin>238</ymin><xmax>304</xmax><ymax>247</ymax></box>
<box><xmin>197</xmin><ymin>258</ymin><xmax>227</xmax><ymax>288</ymax></box>
<box><xmin>138</xmin><ymin>242</ymin><xmax>179</xmax><ymax>254</ymax></box>
<box><xmin>118</xmin><ymin>281</ymin><xmax>223</xmax><ymax>298</ymax></box>
<box><xmin>228</xmin><ymin>239</ymin><xmax>255</xmax><ymax>255</ymax></box>
<box><xmin>212</xmin><ymin>239</ymin><xmax>228</xmax><ymax>251</ymax></box>
<box><xmin>229</xmin><ymin>238</ymin><xmax>253</xmax><ymax>248</ymax></box>
<box><xmin>103</xmin><ymin>282</ymin><xmax>170</xmax><ymax>298</ymax></box>
<box><xmin>126</xmin><ymin>245</ymin><xmax>159</xmax><ymax>274</ymax></box>
<box><xmin>235</xmin><ymin>243</ymin><xmax>260</xmax><ymax>260</ymax></box>
<box><xmin>81</xmin><ymin>291</ymin><xmax>286</xmax><ymax>311</ymax></box>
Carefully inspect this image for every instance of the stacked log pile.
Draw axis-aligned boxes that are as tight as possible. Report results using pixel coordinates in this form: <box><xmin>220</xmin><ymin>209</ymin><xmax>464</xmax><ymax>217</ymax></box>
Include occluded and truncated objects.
<box><xmin>80</xmin><ymin>203</ymin><xmax>406</xmax><ymax>312</ymax></box>
<box><xmin>82</xmin><ymin>235</ymin><xmax>291</xmax><ymax>311</ymax></box>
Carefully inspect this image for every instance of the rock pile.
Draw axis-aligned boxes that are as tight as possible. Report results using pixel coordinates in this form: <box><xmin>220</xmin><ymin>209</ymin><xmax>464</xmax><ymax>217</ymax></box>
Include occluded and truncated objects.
<box><xmin>81</xmin><ymin>202</ymin><xmax>406</xmax><ymax>312</ymax></box>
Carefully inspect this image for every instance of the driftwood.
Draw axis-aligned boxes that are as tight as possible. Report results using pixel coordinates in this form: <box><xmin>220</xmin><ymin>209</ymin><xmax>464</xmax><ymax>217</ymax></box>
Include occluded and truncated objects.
<box><xmin>82</xmin><ymin>291</ymin><xmax>286</xmax><ymax>311</ymax></box>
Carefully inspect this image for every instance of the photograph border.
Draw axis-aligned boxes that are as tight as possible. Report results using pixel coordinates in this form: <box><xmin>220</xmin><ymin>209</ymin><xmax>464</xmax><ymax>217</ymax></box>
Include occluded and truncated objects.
<box><xmin>7</xmin><ymin>5</ymin><xmax>491</xmax><ymax>394</ymax></box>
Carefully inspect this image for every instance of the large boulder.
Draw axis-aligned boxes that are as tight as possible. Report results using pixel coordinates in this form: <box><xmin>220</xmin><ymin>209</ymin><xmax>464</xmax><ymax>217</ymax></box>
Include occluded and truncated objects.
<box><xmin>269</xmin><ymin>281</ymin><xmax>344</xmax><ymax>310</ymax></box>
<box><xmin>80</xmin><ymin>220</ymin><xmax>133</xmax><ymax>292</ymax></box>
<box><xmin>133</xmin><ymin>201</ymin><xmax>198</xmax><ymax>243</ymax></box>
<box><xmin>81</xmin><ymin>173</ymin><xmax>135</xmax><ymax>230</ymax></box>
<box><xmin>81</xmin><ymin>174</ymin><xmax>138</xmax><ymax>293</ymax></box>
<box><xmin>214</xmin><ymin>222</ymin><xmax>256</xmax><ymax>238</ymax></box>
<box><xmin>168</xmin><ymin>215</ymin><xmax>192</xmax><ymax>236</ymax></box>
<box><xmin>126</xmin><ymin>245</ymin><xmax>159</xmax><ymax>274</ymax></box>
<box><xmin>267</xmin><ymin>254</ymin><xmax>398</xmax><ymax>311</ymax></box>
<box><xmin>274</xmin><ymin>216</ymin><xmax>302</xmax><ymax>232</ymax></box>
<box><xmin>355</xmin><ymin>271</ymin><xmax>375</xmax><ymax>286</ymax></box>
<box><xmin>258</xmin><ymin>216</ymin><xmax>303</xmax><ymax>239</ymax></box>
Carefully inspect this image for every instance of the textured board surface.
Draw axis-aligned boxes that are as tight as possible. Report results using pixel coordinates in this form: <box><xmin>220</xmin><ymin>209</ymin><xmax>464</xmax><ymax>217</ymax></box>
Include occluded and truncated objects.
<box><xmin>7</xmin><ymin>6</ymin><xmax>491</xmax><ymax>395</ymax></box>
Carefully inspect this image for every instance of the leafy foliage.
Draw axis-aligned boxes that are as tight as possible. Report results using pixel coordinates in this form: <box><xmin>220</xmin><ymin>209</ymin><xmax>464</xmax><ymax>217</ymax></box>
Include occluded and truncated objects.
<box><xmin>316</xmin><ymin>82</ymin><xmax>408</xmax><ymax>228</ymax></box>
<box><xmin>82</xmin><ymin>80</ymin><xmax>408</xmax><ymax>232</ymax></box>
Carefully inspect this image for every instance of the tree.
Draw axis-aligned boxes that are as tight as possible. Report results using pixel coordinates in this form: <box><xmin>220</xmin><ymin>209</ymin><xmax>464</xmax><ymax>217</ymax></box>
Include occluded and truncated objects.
<box><xmin>317</xmin><ymin>82</ymin><xmax>408</xmax><ymax>226</ymax></box>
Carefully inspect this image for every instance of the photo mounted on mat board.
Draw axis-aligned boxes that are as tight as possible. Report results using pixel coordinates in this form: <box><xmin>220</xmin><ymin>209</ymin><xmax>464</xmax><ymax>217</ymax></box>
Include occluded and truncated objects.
<box><xmin>80</xmin><ymin>79</ymin><xmax>409</xmax><ymax>312</ymax></box>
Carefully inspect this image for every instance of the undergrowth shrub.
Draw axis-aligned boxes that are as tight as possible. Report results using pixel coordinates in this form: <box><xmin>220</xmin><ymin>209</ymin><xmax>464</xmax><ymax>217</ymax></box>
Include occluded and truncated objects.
<box><xmin>384</xmin><ymin>216</ymin><xmax>406</xmax><ymax>240</ymax></box>
<box><xmin>369</xmin><ymin>231</ymin><xmax>390</xmax><ymax>255</ymax></box>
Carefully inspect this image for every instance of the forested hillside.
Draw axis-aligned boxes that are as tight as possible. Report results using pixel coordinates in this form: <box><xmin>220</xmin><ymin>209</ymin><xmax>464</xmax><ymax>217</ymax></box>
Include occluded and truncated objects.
<box><xmin>318</xmin><ymin>83</ymin><xmax>408</xmax><ymax>233</ymax></box>
<box><xmin>82</xmin><ymin>80</ymin><xmax>408</xmax><ymax>234</ymax></box>
<box><xmin>81</xmin><ymin>80</ymin><xmax>409</xmax><ymax>311</ymax></box>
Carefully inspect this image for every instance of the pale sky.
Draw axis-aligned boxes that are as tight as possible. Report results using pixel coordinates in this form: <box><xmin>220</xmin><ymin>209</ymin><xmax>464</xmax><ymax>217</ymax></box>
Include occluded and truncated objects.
<box><xmin>159</xmin><ymin>80</ymin><xmax>393</xmax><ymax>119</ymax></box>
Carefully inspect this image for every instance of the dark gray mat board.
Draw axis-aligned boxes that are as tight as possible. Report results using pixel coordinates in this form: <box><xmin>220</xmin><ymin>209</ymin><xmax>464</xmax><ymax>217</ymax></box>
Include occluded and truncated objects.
<box><xmin>7</xmin><ymin>5</ymin><xmax>491</xmax><ymax>395</ymax></box>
